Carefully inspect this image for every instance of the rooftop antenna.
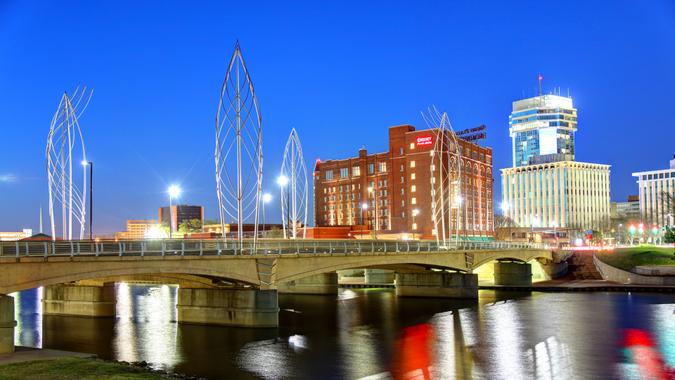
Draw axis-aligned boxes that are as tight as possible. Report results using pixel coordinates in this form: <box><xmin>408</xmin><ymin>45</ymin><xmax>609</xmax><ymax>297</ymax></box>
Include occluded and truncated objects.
<box><xmin>537</xmin><ymin>73</ymin><xmax>543</xmax><ymax>96</ymax></box>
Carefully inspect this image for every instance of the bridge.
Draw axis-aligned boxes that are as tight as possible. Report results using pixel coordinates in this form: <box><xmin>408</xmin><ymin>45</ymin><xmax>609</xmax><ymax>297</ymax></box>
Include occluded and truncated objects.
<box><xmin>0</xmin><ymin>239</ymin><xmax>553</xmax><ymax>353</ymax></box>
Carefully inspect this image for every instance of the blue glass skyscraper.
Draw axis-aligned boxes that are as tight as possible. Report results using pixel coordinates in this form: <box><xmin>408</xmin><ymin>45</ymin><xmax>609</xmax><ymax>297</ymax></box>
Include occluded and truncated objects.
<box><xmin>509</xmin><ymin>94</ymin><xmax>577</xmax><ymax>167</ymax></box>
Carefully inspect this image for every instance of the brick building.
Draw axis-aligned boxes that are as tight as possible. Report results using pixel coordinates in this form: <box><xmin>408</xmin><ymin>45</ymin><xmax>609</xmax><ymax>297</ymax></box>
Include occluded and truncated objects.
<box><xmin>313</xmin><ymin>125</ymin><xmax>494</xmax><ymax>239</ymax></box>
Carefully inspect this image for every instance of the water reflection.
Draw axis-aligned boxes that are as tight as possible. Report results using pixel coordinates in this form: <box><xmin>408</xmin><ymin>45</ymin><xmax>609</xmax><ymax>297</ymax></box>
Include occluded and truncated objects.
<box><xmin>10</xmin><ymin>286</ymin><xmax>675</xmax><ymax>379</ymax></box>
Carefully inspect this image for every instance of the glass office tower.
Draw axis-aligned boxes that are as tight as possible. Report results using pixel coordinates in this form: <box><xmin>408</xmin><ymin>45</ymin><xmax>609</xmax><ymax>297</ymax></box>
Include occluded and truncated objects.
<box><xmin>509</xmin><ymin>94</ymin><xmax>577</xmax><ymax>167</ymax></box>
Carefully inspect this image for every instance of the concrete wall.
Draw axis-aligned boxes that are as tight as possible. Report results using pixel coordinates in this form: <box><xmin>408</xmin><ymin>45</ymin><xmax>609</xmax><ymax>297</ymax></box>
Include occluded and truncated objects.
<box><xmin>364</xmin><ymin>269</ymin><xmax>395</xmax><ymax>284</ymax></box>
<box><xmin>177</xmin><ymin>288</ymin><xmax>279</xmax><ymax>327</ymax></box>
<box><xmin>594</xmin><ymin>255</ymin><xmax>675</xmax><ymax>286</ymax></box>
<box><xmin>43</xmin><ymin>284</ymin><xmax>116</xmax><ymax>317</ymax></box>
<box><xmin>0</xmin><ymin>295</ymin><xmax>16</xmax><ymax>354</ymax></box>
<box><xmin>395</xmin><ymin>272</ymin><xmax>478</xmax><ymax>298</ymax></box>
<box><xmin>494</xmin><ymin>262</ymin><xmax>532</xmax><ymax>286</ymax></box>
<box><xmin>277</xmin><ymin>273</ymin><xmax>338</xmax><ymax>295</ymax></box>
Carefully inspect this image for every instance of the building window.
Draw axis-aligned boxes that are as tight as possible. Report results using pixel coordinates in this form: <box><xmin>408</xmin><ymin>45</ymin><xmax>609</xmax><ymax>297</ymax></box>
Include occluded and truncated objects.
<box><xmin>400</xmin><ymin>164</ymin><xmax>404</xmax><ymax>172</ymax></box>
<box><xmin>399</xmin><ymin>147</ymin><xmax>404</xmax><ymax>155</ymax></box>
<box><xmin>410</xmin><ymin>161</ymin><xmax>416</xmax><ymax>168</ymax></box>
<box><xmin>411</xmin><ymin>173</ymin><xmax>416</xmax><ymax>180</ymax></box>
<box><xmin>411</xmin><ymin>185</ymin><xmax>416</xmax><ymax>193</ymax></box>
<box><xmin>352</xmin><ymin>166</ymin><xmax>360</xmax><ymax>177</ymax></box>
<box><xmin>340</xmin><ymin>168</ymin><xmax>349</xmax><ymax>178</ymax></box>
<box><xmin>367</xmin><ymin>163</ymin><xmax>375</xmax><ymax>174</ymax></box>
<box><xmin>379</xmin><ymin>162</ymin><xmax>387</xmax><ymax>172</ymax></box>
<box><xmin>412</xmin><ymin>223</ymin><xmax>417</xmax><ymax>230</ymax></box>
<box><xmin>411</xmin><ymin>197</ymin><xmax>417</xmax><ymax>205</ymax></box>
<box><xmin>409</xmin><ymin>142</ymin><xmax>415</xmax><ymax>150</ymax></box>
<box><xmin>325</xmin><ymin>171</ymin><xmax>333</xmax><ymax>180</ymax></box>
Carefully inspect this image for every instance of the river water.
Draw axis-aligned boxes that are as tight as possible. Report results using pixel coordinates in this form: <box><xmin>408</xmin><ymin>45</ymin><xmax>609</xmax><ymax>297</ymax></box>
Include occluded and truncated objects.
<box><xmin>12</xmin><ymin>285</ymin><xmax>675</xmax><ymax>379</ymax></box>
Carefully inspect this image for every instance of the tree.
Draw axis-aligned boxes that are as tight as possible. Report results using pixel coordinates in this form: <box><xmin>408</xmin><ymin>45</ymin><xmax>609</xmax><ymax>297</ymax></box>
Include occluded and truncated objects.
<box><xmin>178</xmin><ymin>219</ymin><xmax>202</xmax><ymax>234</ymax></box>
<box><xmin>664</xmin><ymin>226</ymin><xmax>675</xmax><ymax>244</ymax></box>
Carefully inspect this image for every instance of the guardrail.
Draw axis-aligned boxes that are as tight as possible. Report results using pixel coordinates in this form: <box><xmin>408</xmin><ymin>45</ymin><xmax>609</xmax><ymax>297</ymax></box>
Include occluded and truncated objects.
<box><xmin>0</xmin><ymin>239</ymin><xmax>543</xmax><ymax>258</ymax></box>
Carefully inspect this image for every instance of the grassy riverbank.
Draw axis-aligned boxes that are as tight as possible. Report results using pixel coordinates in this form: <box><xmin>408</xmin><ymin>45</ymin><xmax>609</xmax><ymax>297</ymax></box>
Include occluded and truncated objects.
<box><xmin>597</xmin><ymin>246</ymin><xmax>675</xmax><ymax>271</ymax></box>
<box><xmin>0</xmin><ymin>357</ymin><xmax>180</xmax><ymax>380</ymax></box>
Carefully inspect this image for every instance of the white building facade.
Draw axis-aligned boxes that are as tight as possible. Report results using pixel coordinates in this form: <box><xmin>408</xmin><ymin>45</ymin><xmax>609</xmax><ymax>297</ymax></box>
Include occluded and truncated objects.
<box><xmin>632</xmin><ymin>157</ymin><xmax>675</xmax><ymax>227</ymax></box>
<box><xmin>502</xmin><ymin>161</ymin><xmax>611</xmax><ymax>230</ymax></box>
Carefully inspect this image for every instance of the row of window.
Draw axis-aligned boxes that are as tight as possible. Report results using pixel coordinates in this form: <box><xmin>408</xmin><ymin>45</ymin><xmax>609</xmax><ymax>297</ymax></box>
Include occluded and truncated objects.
<box><xmin>325</xmin><ymin>162</ymin><xmax>388</xmax><ymax>180</ymax></box>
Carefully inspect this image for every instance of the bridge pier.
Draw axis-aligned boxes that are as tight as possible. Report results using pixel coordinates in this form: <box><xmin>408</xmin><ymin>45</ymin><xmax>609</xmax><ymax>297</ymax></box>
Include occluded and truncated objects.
<box><xmin>177</xmin><ymin>288</ymin><xmax>278</xmax><ymax>327</ymax></box>
<box><xmin>493</xmin><ymin>262</ymin><xmax>532</xmax><ymax>286</ymax></box>
<box><xmin>277</xmin><ymin>273</ymin><xmax>338</xmax><ymax>295</ymax></box>
<box><xmin>365</xmin><ymin>269</ymin><xmax>395</xmax><ymax>284</ymax></box>
<box><xmin>42</xmin><ymin>283</ymin><xmax>116</xmax><ymax>317</ymax></box>
<box><xmin>0</xmin><ymin>295</ymin><xmax>16</xmax><ymax>353</ymax></box>
<box><xmin>395</xmin><ymin>272</ymin><xmax>478</xmax><ymax>298</ymax></box>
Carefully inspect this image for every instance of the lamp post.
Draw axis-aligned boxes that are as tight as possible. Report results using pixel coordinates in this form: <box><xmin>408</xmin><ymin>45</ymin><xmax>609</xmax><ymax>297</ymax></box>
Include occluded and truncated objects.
<box><xmin>262</xmin><ymin>193</ymin><xmax>272</xmax><ymax>237</ymax></box>
<box><xmin>368</xmin><ymin>185</ymin><xmax>378</xmax><ymax>236</ymax></box>
<box><xmin>618</xmin><ymin>223</ymin><xmax>623</xmax><ymax>246</ymax></box>
<box><xmin>167</xmin><ymin>185</ymin><xmax>181</xmax><ymax>239</ymax></box>
<box><xmin>412</xmin><ymin>208</ymin><xmax>420</xmax><ymax>240</ymax></box>
<box><xmin>360</xmin><ymin>202</ymin><xmax>368</xmax><ymax>239</ymax></box>
<box><xmin>277</xmin><ymin>175</ymin><xmax>290</xmax><ymax>239</ymax></box>
<box><xmin>81</xmin><ymin>160</ymin><xmax>93</xmax><ymax>240</ymax></box>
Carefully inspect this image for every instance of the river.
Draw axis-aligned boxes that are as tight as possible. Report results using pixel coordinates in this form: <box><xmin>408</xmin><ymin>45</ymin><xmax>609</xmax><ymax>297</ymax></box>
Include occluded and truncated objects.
<box><xmin>11</xmin><ymin>285</ymin><xmax>675</xmax><ymax>379</ymax></box>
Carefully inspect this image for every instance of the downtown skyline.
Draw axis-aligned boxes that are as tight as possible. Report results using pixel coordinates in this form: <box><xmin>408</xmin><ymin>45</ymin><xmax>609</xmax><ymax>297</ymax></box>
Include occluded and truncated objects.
<box><xmin>1</xmin><ymin>1</ymin><xmax>675</xmax><ymax>233</ymax></box>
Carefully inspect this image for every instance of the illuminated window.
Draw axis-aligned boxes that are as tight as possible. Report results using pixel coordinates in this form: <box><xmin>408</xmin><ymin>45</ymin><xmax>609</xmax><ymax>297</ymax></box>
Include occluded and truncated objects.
<box><xmin>367</xmin><ymin>163</ymin><xmax>375</xmax><ymax>174</ymax></box>
<box><xmin>411</xmin><ymin>185</ymin><xmax>416</xmax><ymax>192</ymax></box>
<box><xmin>325</xmin><ymin>171</ymin><xmax>333</xmax><ymax>180</ymax></box>
<box><xmin>352</xmin><ymin>166</ymin><xmax>360</xmax><ymax>177</ymax></box>
<box><xmin>409</xmin><ymin>142</ymin><xmax>415</xmax><ymax>150</ymax></box>
<box><xmin>340</xmin><ymin>168</ymin><xmax>349</xmax><ymax>178</ymax></box>
<box><xmin>410</xmin><ymin>161</ymin><xmax>416</xmax><ymax>168</ymax></box>
<box><xmin>378</xmin><ymin>162</ymin><xmax>387</xmax><ymax>172</ymax></box>
<box><xmin>412</xmin><ymin>223</ymin><xmax>417</xmax><ymax>230</ymax></box>
<box><xmin>411</xmin><ymin>173</ymin><xmax>416</xmax><ymax>180</ymax></box>
<box><xmin>411</xmin><ymin>197</ymin><xmax>417</xmax><ymax>205</ymax></box>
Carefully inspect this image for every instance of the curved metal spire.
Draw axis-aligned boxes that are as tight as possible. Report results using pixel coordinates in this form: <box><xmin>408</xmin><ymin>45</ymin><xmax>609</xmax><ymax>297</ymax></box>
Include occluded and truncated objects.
<box><xmin>215</xmin><ymin>41</ymin><xmax>263</xmax><ymax>250</ymax></box>
<box><xmin>422</xmin><ymin>106</ymin><xmax>463</xmax><ymax>247</ymax></box>
<box><xmin>46</xmin><ymin>87</ymin><xmax>92</xmax><ymax>240</ymax></box>
<box><xmin>279</xmin><ymin>128</ymin><xmax>308</xmax><ymax>239</ymax></box>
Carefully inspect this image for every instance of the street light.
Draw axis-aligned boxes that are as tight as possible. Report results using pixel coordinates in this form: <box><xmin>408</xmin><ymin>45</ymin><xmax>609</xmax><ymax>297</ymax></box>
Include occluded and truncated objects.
<box><xmin>81</xmin><ymin>160</ymin><xmax>93</xmax><ymax>240</ymax></box>
<box><xmin>167</xmin><ymin>185</ymin><xmax>181</xmax><ymax>238</ymax></box>
<box><xmin>412</xmin><ymin>208</ymin><xmax>420</xmax><ymax>240</ymax></box>
<box><xmin>262</xmin><ymin>193</ymin><xmax>272</xmax><ymax>236</ymax></box>
<box><xmin>360</xmin><ymin>202</ymin><xmax>368</xmax><ymax>238</ymax></box>
<box><xmin>368</xmin><ymin>185</ymin><xmax>378</xmax><ymax>235</ymax></box>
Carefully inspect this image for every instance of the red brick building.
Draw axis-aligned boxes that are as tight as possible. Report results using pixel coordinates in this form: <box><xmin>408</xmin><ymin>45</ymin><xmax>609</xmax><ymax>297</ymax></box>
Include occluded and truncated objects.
<box><xmin>313</xmin><ymin>125</ymin><xmax>494</xmax><ymax>239</ymax></box>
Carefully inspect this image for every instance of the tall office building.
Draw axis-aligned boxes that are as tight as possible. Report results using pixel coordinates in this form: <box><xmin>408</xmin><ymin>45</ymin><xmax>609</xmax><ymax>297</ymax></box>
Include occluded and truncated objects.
<box><xmin>159</xmin><ymin>205</ymin><xmax>204</xmax><ymax>233</ymax></box>
<box><xmin>502</xmin><ymin>90</ymin><xmax>611</xmax><ymax>231</ymax></box>
<box><xmin>632</xmin><ymin>156</ymin><xmax>675</xmax><ymax>227</ymax></box>
<box><xmin>510</xmin><ymin>94</ymin><xmax>577</xmax><ymax>167</ymax></box>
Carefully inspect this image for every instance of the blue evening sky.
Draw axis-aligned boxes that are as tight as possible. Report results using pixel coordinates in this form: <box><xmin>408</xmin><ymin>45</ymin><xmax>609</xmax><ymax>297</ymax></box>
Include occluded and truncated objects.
<box><xmin>1</xmin><ymin>1</ymin><xmax>674</xmax><ymax>233</ymax></box>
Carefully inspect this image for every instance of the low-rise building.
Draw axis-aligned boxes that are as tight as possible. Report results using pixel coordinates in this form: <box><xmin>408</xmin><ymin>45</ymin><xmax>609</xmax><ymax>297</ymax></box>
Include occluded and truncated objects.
<box><xmin>0</xmin><ymin>229</ymin><xmax>33</xmax><ymax>241</ymax></box>
<box><xmin>611</xmin><ymin>195</ymin><xmax>640</xmax><ymax>221</ymax></box>
<box><xmin>114</xmin><ymin>220</ymin><xmax>161</xmax><ymax>240</ymax></box>
<box><xmin>632</xmin><ymin>156</ymin><xmax>675</xmax><ymax>227</ymax></box>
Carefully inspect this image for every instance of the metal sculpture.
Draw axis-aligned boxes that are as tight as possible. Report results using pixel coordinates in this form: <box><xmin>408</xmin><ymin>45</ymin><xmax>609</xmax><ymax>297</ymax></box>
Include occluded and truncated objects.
<box><xmin>422</xmin><ymin>107</ymin><xmax>463</xmax><ymax>247</ymax></box>
<box><xmin>279</xmin><ymin>128</ymin><xmax>308</xmax><ymax>239</ymax></box>
<box><xmin>46</xmin><ymin>88</ymin><xmax>93</xmax><ymax>240</ymax></box>
<box><xmin>215</xmin><ymin>41</ymin><xmax>263</xmax><ymax>250</ymax></box>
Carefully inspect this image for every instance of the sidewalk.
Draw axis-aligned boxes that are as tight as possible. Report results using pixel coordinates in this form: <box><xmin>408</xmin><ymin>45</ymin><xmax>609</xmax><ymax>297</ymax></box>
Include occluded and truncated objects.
<box><xmin>0</xmin><ymin>346</ymin><xmax>95</xmax><ymax>366</ymax></box>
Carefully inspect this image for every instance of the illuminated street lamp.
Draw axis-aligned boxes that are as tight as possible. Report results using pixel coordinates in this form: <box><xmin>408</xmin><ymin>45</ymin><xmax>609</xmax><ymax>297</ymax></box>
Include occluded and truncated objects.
<box><xmin>412</xmin><ymin>208</ymin><xmax>420</xmax><ymax>240</ymax></box>
<box><xmin>368</xmin><ymin>185</ymin><xmax>379</xmax><ymax>233</ymax></box>
<box><xmin>167</xmin><ymin>185</ymin><xmax>181</xmax><ymax>238</ymax></box>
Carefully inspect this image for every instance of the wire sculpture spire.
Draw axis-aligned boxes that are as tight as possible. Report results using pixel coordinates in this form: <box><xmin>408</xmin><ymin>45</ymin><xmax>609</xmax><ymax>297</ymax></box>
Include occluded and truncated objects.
<box><xmin>46</xmin><ymin>87</ymin><xmax>93</xmax><ymax>240</ymax></box>
<box><xmin>215</xmin><ymin>41</ymin><xmax>263</xmax><ymax>250</ymax></box>
<box><xmin>279</xmin><ymin>128</ymin><xmax>308</xmax><ymax>239</ymax></box>
<box><xmin>422</xmin><ymin>106</ymin><xmax>463</xmax><ymax>247</ymax></box>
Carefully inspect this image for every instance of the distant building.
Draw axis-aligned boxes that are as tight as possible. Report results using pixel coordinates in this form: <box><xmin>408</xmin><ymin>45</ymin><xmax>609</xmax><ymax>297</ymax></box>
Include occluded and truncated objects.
<box><xmin>159</xmin><ymin>205</ymin><xmax>204</xmax><ymax>233</ymax></box>
<box><xmin>0</xmin><ymin>229</ymin><xmax>33</xmax><ymax>241</ymax></box>
<box><xmin>509</xmin><ymin>94</ymin><xmax>577</xmax><ymax>167</ymax></box>
<box><xmin>611</xmin><ymin>195</ymin><xmax>640</xmax><ymax>221</ymax></box>
<box><xmin>313</xmin><ymin>124</ymin><xmax>494</xmax><ymax>239</ymax></box>
<box><xmin>632</xmin><ymin>156</ymin><xmax>675</xmax><ymax>227</ymax></box>
<box><xmin>502</xmin><ymin>161</ymin><xmax>611</xmax><ymax>230</ymax></box>
<box><xmin>114</xmin><ymin>220</ymin><xmax>161</xmax><ymax>240</ymax></box>
<box><xmin>502</xmin><ymin>89</ymin><xmax>611</xmax><ymax>231</ymax></box>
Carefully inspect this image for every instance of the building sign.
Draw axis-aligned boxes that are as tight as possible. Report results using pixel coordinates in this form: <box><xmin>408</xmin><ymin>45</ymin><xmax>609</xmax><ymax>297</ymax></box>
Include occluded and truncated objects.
<box><xmin>416</xmin><ymin>136</ymin><xmax>433</xmax><ymax>146</ymax></box>
<box><xmin>456</xmin><ymin>124</ymin><xmax>487</xmax><ymax>142</ymax></box>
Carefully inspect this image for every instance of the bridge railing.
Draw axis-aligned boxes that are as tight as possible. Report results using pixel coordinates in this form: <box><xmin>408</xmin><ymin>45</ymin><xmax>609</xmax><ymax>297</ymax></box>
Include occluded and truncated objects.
<box><xmin>0</xmin><ymin>239</ymin><xmax>543</xmax><ymax>258</ymax></box>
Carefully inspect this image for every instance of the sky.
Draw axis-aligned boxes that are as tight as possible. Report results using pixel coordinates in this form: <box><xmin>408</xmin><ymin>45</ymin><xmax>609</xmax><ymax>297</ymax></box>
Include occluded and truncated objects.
<box><xmin>1</xmin><ymin>1</ymin><xmax>674</xmax><ymax>234</ymax></box>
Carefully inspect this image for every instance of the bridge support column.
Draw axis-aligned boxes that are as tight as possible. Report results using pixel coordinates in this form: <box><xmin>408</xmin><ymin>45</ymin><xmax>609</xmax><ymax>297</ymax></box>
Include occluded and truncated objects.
<box><xmin>42</xmin><ymin>284</ymin><xmax>116</xmax><ymax>317</ymax></box>
<box><xmin>365</xmin><ymin>269</ymin><xmax>395</xmax><ymax>284</ymax></box>
<box><xmin>177</xmin><ymin>288</ymin><xmax>278</xmax><ymax>327</ymax></box>
<box><xmin>0</xmin><ymin>295</ymin><xmax>16</xmax><ymax>354</ymax></box>
<box><xmin>494</xmin><ymin>262</ymin><xmax>532</xmax><ymax>286</ymax></box>
<box><xmin>277</xmin><ymin>273</ymin><xmax>338</xmax><ymax>295</ymax></box>
<box><xmin>395</xmin><ymin>272</ymin><xmax>477</xmax><ymax>298</ymax></box>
